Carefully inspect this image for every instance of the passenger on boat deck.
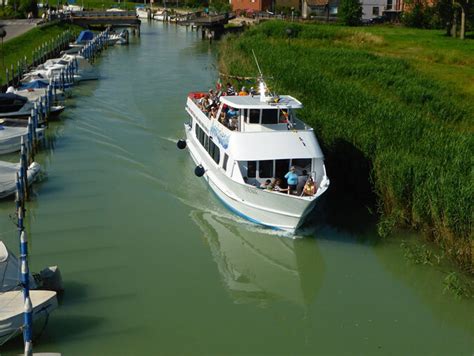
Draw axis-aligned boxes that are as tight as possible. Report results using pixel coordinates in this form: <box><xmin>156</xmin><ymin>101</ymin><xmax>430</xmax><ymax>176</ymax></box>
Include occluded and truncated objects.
<box><xmin>209</xmin><ymin>107</ymin><xmax>218</xmax><ymax>120</ymax></box>
<box><xmin>227</xmin><ymin>107</ymin><xmax>238</xmax><ymax>117</ymax></box>
<box><xmin>250</xmin><ymin>87</ymin><xmax>257</xmax><ymax>96</ymax></box>
<box><xmin>273</xmin><ymin>179</ymin><xmax>289</xmax><ymax>193</ymax></box>
<box><xmin>209</xmin><ymin>89</ymin><xmax>218</xmax><ymax>102</ymax></box>
<box><xmin>284</xmin><ymin>166</ymin><xmax>299</xmax><ymax>195</ymax></box>
<box><xmin>219</xmin><ymin>112</ymin><xmax>228</xmax><ymax>126</ymax></box>
<box><xmin>297</xmin><ymin>170</ymin><xmax>308</xmax><ymax>195</ymax></box>
<box><xmin>226</xmin><ymin>83</ymin><xmax>236</xmax><ymax>96</ymax></box>
<box><xmin>243</xmin><ymin>177</ymin><xmax>258</xmax><ymax>187</ymax></box>
<box><xmin>303</xmin><ymin>176</ymin><xmax>317</xmax><ymax>196</ymax></box>
<box><xmin>228</xmin><ymin>117</ymin><xmax>238</xmax><ymax>131</ymax></box>
<box><xmin>239</xmin><ymin>87</ymin><xmax>248</xmax><ymax>96</ymax></box>
<box><xmin>260</xmin><ymin>179</ymin><xmax>273</xmax><ymax>190</ymax></box>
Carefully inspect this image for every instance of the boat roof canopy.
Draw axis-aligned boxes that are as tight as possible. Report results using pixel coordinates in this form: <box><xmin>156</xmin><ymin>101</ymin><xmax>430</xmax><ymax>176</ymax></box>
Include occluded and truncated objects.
<box><xmin>220</xmin><ymin>95</ymin><xmax>303</xmax><ymax>110</ymax></box>
<box><xmin>228</xmin><ymin>131</ymin><xmax>323</xmax><ymax>161</ymax></box>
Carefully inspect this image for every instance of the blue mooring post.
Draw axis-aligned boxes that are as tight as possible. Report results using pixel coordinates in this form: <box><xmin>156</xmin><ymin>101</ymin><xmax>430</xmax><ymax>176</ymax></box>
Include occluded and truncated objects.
<box><xmin>16</xmin><ymin>173</ymin><xmax>33</xmax><ymax>356</ymax></box>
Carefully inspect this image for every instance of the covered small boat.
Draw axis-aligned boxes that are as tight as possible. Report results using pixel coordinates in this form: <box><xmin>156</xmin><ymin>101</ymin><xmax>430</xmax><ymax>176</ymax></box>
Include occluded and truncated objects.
<box><xmin>0</xmin><ymin>241</ymin><xmax>60</xmax><ymax>346</ymax></box>
<box><xmin>0</xmin><ymin>126</ymin><xmax>45</xmax><ymax>154</ymax></box>
<box><xmin>0</xmin><ymin>161</ymin><xmax>41</xmax><ymax>199</ymax></box>
<box><xmin>0</xmin><ymin>93</ymin><xmax>28</xmax><ymax>114</ymax></box>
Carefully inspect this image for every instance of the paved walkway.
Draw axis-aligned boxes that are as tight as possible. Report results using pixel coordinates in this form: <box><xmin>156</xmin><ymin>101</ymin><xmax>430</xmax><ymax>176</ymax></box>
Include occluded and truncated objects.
<box><xmin>0</xmin><ymin>19</ymin><xmax>43</xmax><ymax>42</ymax></box>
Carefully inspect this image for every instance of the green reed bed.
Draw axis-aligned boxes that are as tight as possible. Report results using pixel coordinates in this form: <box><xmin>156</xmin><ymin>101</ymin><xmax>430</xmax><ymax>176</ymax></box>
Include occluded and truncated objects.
<box><xmin>219</xmin><ymin>21</ymin><xmax>473</xmax><ymax>271</ymax></box>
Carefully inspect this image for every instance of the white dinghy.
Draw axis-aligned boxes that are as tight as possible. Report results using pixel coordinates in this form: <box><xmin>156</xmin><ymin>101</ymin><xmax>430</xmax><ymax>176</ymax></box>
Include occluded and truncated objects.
<box><xmin>0</xmin><ymin>161</ymin><xmax>41</xmax><ymax>199</ymax></box>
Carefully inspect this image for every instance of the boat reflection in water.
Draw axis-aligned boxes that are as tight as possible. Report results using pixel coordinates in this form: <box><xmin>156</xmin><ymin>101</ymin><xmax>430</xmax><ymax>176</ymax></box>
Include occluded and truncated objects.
<box><xmin>191</xmin><ymin>210</ymin><xmax>325</xmax><ymax>306</ymax></box>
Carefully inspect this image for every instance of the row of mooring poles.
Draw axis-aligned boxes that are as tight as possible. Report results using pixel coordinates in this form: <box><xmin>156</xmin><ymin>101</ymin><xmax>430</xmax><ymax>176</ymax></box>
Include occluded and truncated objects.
<box><xmin>3</xmin><ymin>30</ymin><xmax>74</xmax><ymax>89</ymax></box>
<box><xmin>10</xmin><ymin>28</ymin><xmax>112</xmax><ymax>356</ymax></box>
<box><xmin>16</xmin><ymin>157</ymin><xmax>32</xmax><ymax>355</ymax></box>
<box><xmin>79</xmin><ymin>29</ymin><xmax>110</xmax><ymax>62</ymax></box>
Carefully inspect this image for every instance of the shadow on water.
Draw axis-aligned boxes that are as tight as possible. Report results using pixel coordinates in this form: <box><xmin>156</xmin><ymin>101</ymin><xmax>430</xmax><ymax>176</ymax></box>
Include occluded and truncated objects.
<box><xmin>301</xmin><ymin>139</ymin><xmax>379</xmax><ymax>240</ymax></box>
<box><xmin>0</xmin><ymin>313</ymin><xmax>105</xmax><ymax>355</ymax></box>
<box><xmin>191</xmin><ymin>210</ymin><xmax>325</xmax><ymax>307</ymax></box>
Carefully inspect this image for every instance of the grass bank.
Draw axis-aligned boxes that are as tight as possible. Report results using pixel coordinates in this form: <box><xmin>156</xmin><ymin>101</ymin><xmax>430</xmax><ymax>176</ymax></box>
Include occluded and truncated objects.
<box><xmin>0</xmin><ymin>22</ymin><xmax>82</xmax><ymax>85</ymax></box>
<box><xmin>219</xmin><ymin>21</ymin><xmax>473</xmax><ymax>272</ymax></box>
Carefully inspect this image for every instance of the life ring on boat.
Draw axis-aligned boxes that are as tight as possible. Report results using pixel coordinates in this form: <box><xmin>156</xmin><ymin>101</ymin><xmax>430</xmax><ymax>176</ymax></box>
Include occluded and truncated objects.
<box><xmin>192</xmin><ymin>92</ymin><xmax>206</xmax><ymax>100</ymax></box>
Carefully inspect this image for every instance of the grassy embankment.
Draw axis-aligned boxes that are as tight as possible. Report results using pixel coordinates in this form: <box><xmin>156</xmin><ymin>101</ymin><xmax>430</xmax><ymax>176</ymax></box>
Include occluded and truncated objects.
<box><xmin>0</xmin><ymin>22</ymin><xmax>82</xmax><ymax>85</ymax></box>
<box><xmin>219</xmin><ymin>22</ymin><xmax>473</xmax><ymax>272</ymax></box>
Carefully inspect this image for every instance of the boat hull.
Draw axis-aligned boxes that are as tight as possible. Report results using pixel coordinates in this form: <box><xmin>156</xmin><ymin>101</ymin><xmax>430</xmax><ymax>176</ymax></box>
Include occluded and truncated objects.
<box><xmin>0</xmin><ymin>127</ymin><xmax>45</xmax><ymax>155</ymax></box>
<box><xmin>185</xmin><ymin>125</ymin><xmax>319</xmax><ymax>232</ymax></box>
<box><xmin>0</xmin><ymin>161</ymin><xmax>41</xmax><ymax>199</ymax></box>
<box><xmin>0</xmin><ymin>290</ymin><xmax>58</xmax><ymax>346</ymax></box>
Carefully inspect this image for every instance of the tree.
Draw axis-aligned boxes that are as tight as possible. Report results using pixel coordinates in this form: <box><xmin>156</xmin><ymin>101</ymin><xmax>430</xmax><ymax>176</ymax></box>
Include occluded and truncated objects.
<box><xmin>338</xmin><ymin>0</ymin><xmax>362</xmax><ymax>26</ymax></box>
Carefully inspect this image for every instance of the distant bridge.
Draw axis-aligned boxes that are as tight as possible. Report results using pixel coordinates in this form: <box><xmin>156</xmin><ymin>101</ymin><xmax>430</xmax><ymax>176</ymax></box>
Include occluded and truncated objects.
<box><xmin>68</xmin><ymin>11</ymin><xmax>141</xmax><ymax>35</ymax></box>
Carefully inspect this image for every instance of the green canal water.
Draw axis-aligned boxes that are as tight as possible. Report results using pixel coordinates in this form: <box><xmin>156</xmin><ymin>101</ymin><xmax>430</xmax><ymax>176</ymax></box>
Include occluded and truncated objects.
<box><xmin>1</xmin><ymin>22</ymin><xmax>473</xmax><ymax>355</ymax></box>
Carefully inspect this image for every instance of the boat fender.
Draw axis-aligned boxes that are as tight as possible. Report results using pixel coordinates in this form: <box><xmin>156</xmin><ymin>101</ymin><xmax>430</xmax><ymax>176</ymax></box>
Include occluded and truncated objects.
<box><xmin>194</xmin><ymin>165</ymin><xmax>205</xmax><ymax>177</ymax></box>
<box><xmin>177</xmin><ymin>139</ymin><xmax>187</xmax><ymax>150</ymax></box>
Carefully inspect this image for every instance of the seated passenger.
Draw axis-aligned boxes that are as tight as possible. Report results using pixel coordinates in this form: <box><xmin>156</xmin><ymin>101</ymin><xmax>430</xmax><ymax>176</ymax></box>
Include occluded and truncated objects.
<box><xmin>303</xmin><ymin>177</ymin><xmax>317</xmax><ymax>196</ymax></box>
<box><xmin>249</xmin><ymin>87</ymin><xmax>257</xmax><ymax>96</ymax></box>
<box><xmin>238</xmin><ymin>87</ymin><xmax>248</xmax><ymax>96</ymax></box>
<box><xmin>297</xmin><ymin>170</ymin><xmax>308</xmax><ymax>196</ymax></box>
<box><xmin>243</xmin><ymin>177</ymin><xmax>258</xmax><ymax>187</ymax></box>
<box><xmin>227</xmin><ymin>107</ymin><xmax>238</xmax><ymax>118</ymax></box>
<box><xmin>228</xmin><ymin>117</ymin><xmax>238</xmax><ymax>131</ymax></box>
<box><xmin>209</xmin><ymin>107</ymin><xmax>218</xmax><ymax>120</ymax></box>
<box><xmin>260</xmin><ymin>179</ymin><xmax>272</xmax><ymax>190</ymax></box>
<box><xmin>273</xmin><ymin>179</ymin><xmax>289</xmax><ymax>193</ymax></box>
<box><xmin>219</xmin><ymin>112</ymin><xmax>228</xmax><ymax>126</ymax></box>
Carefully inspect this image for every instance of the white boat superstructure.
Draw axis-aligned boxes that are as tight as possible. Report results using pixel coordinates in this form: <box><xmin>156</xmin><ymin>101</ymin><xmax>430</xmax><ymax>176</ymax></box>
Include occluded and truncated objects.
<box><xmin>181</xmin><ymin>81</ymin><xmax>330</xmax><ymax>232</ymax></box>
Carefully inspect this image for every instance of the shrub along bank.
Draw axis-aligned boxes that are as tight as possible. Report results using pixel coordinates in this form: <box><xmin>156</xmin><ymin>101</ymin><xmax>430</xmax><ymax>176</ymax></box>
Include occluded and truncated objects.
<box><xmin>218</xmin><ymin>21</ymin><xmax>473</xmax><ymax>272</ymax></box>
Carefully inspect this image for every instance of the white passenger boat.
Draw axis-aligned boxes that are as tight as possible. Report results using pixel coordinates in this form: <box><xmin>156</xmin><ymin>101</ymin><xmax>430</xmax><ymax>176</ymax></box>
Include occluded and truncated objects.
<box><xmin>180</xmin><ymin>79</ymin><xmax>330</xmax><ymax>232</ymax></box>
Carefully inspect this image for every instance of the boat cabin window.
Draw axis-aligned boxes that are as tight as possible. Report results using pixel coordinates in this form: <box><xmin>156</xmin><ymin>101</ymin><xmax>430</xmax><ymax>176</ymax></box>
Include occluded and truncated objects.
<box><xmin>195</xmin><ymin>123</ymin><xmax>220</xmax><ymax>165</ymax></box>
<box><xmin>223</xmin><ymin>154</ymin><xmax>229</xmax><ymax>171</ymax></box>
<box><xmin>247</xmin><ymin>161</ymin><xmax>257</xmax><ymax>178</ymax></box>
<box><xmin>261</xmin><ymin>110</ymin><xmax>278</xmax><ymax>125</ymax></box>
<box><xmin>275</xmin><ymin>159</ymin><xmax>291</xmax><ymax>179</ymax></box>
<box><xmin>259</xmin><ymin>160</ymin><xmax>274</xmax><ymax>178</ymax></box>
<box><xmin>244</xmin><ymin>109</ymin><xmax>291</xmax><ymax>125</ymax></box>
<box><xmin>248</xmin><ymin>109</ymin><xmax>260</xmax><ymax>124</ymax></box>
<box><xmin>292</xmin><ymin>159</ymin><xmax>312</xmax><ymax>173</ymax></box>
<box><xmin>239</xmin><ymin>159</ymin><xmax>313</xmax><ymax>186</ymax></box>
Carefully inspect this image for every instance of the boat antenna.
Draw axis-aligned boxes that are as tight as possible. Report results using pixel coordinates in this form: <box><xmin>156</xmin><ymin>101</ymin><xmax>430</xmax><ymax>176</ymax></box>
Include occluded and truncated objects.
<box><xmin>252</xmin><ymin>50</ymin><xmax>268</xmax><ymax>102</ymax></box>
<box><xmin>252</xmin><ymin>49</ymin><xmax>263</xmax><ymax>79</ymax></box>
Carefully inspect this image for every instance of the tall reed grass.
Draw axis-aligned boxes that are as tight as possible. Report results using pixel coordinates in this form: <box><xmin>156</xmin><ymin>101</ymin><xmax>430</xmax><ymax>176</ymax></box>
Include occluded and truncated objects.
<box><xmin>219</xmin><ymin>21</ymin><xmax>473</xmax><ymax>271</ymax></box>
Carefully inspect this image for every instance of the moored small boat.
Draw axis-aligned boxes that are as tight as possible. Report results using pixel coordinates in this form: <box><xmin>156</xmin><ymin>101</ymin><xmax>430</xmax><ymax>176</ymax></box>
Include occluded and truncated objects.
<box><xmin>0</xmin><ymin>126</ymin><xmax>45</xmax><ymax>154</ymax></box>
<box><xmin>0</xmin><ymin>161</ymin><xmax>41</xmax><ymax>199</ymax></box>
